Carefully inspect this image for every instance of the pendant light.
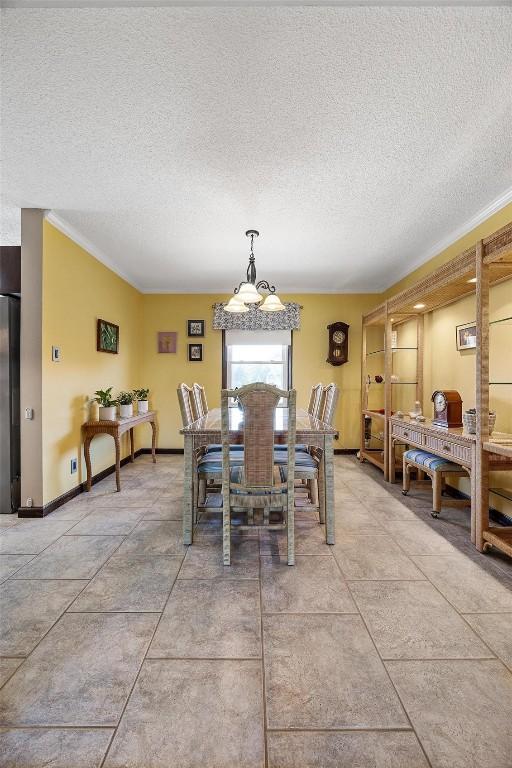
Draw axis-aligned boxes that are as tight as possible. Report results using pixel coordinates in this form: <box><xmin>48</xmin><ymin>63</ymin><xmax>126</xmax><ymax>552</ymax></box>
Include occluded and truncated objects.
<box><xmin>227</xmin><ymin>230</ymin><xmax>285</xmax><ymax>311</ymax></box>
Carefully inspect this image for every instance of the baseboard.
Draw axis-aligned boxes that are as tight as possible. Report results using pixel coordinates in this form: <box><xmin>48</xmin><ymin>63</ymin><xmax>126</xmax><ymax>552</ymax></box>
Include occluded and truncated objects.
<box><xmin>334</xmin><ymin>449</ymin><xmax>358</xmax><ymax>455</ymax></box>
<box><xmin>444</xmin><ymin>484</ymin><xmax>512</xmax><ymax>527</ymax></box>
<box><xmin>140</xmin><ymin>447</ymin><xmax>184</xmax><ymax>454</ymax></box>
<box><xmin>18</xmin><ymin>449</ymin><xmax>145</xmax><ymax>518</ymax></box>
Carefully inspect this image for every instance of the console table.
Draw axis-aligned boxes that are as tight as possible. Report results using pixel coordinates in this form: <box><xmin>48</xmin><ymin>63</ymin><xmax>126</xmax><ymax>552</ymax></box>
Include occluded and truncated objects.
<box><xmin>82</xmin><ymin>411</ymin><xmax>158</xmax><ymax>492</ymax></box>
<box><xmin>389</xmin><ymin>415</ymin><xmax>512</xmax><ymax>544</ymax></box>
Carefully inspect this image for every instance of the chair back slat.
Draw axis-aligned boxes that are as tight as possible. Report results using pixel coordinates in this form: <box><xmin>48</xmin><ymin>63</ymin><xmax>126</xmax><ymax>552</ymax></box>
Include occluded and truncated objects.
<box><xmin>192</xmin><ymin>383</ymin><xmax>207</xmax><ymax>418</ymax></box>
<box><xmin>308</xmin><ymin>383</ymin><xmax>323</xmax><ymax>418</ymax></box>
<box><xmin>319</xmin><ymin>383</ymin><xmax>339</xmax><ymax>426</ymax></box>
<box><xmin>177</xmin><ymin>383</ymin><xmax>197</xmax><ymax>426</ymax></box>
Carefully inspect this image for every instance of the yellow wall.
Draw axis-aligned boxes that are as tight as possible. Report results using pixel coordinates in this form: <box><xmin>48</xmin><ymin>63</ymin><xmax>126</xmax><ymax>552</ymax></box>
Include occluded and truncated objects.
<box><xmin>140</xmin><ymin>293</ymin><xmax>377</xmax><ymax>452</ymax></box>
<box><xmin>42</xmin><ymin>222</ymin><xmax>143</xmax><ymax>504</ymax></box>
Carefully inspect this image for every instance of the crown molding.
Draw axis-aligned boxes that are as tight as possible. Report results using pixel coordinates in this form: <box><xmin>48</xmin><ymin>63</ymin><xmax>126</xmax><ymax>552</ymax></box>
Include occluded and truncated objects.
<box><xmin>380</xmin><ymin>185</ymin><xmax>512</xmax><ymax>292</ymax></box>
<box><xmin>2</xmin><ymin>0</ymin><xmax>510</xmax><ymax>7</ymax></box>
<box><xmin>44</xmin><ymin>211</ymin><xmax>143</xmax><ymax>291</ymax></box>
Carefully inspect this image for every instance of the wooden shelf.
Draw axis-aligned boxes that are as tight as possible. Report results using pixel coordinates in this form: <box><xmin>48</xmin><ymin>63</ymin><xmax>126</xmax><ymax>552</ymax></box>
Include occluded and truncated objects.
<box><xmin>360</xmin><ymin>449</ymin><xmax>385</xmax><ymax>470</ymax></box>
<box><xmin>482</xmin><ymin>527</ymin><xmax>512</xmax><ymax>558</ymax></box>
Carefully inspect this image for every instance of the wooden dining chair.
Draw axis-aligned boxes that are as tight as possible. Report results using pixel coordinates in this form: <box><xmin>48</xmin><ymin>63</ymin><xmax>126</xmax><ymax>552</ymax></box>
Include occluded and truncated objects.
<box><xmin>192</xmin><ymin>383</ymin><xmax>208</xmax><ymax>419</ymax></box>
<box><xmin>177</xmin><ymin>383</ymin><xmax>198</xmax><ymax>426</ymax></box>
<box><xmin>308</xmin><ymin>383</ymin><xmax>323</xmax><ymax>418</ymax></box>
<box><xmin>319</xmin><ymin>383</ymin><xmax>339</xmax><ymax>426</ymax></box>
<box><xmin>221</xmin><ymin>382</ymin><xmax>296</xmax><ymax>566</ymax></box>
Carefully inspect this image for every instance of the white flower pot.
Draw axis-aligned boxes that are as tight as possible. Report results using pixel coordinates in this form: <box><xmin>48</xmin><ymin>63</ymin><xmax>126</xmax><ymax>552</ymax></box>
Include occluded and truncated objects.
<box><xmin>137</xmin><ymin>400</ymin><xmax>149</xmax><ymax>414</ymax></box>
<box><xmin>119</xmin><ymin>403</ymin><xmax>133</xmax><ymax>419</ymax></box>
<box><xmin>99</xmin><ymin>405</ymin><xmax>117</xmax><ymax>421</ymax></box>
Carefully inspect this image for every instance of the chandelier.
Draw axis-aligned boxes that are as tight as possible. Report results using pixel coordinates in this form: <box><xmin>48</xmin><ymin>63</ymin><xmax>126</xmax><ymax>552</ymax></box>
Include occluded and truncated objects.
<box><xmin>224</xmin><ymin>230</ymin><xmax>286</xmax><ymax>313</ymax></box>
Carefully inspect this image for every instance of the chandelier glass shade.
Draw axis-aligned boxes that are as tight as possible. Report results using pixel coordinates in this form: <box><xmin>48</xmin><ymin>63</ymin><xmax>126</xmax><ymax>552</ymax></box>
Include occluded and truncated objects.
<box><xmin>227</xmin><ymin>230</ymin><xmax>285</xmax><ymax>312</ymax></box>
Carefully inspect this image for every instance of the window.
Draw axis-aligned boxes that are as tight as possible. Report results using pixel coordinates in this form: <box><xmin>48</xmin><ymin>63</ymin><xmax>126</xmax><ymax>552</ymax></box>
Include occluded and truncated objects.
<box><xmin>223</xmin><ymin>330</ymin><xmax>292</xmax><ymax>396</ymax></box>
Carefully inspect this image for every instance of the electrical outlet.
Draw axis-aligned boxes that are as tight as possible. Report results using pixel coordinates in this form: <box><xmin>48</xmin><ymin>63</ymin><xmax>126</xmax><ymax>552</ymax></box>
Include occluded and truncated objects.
<box><xmin>70</xmin><ymin>457</ymin><xmax>78</xmax><ymax>474</ymax></box>
<box><xmin>26</xmin><ymin>497</ymin><xmax>33</xmax><ymax>508</ymax></box>
<box><xmin>24</xmin><ymin>408</ymin><xmax>34</xmax><ymax>420</ymax></box>
<box><xmin>52</xmin><ymin>346</ymin><xmax>62</xmax><ymax>362</ymax></box>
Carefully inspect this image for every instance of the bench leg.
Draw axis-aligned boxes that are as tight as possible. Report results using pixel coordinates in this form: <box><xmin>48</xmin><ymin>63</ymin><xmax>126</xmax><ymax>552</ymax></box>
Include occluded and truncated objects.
<box><xmin>432</xmin><ymin>472</ymin><xmax>442</xmax><ymax>518</ymax></box>
<box><xmin>402</xmin><ymin>458</ymin><xmax>411</xmax><ymax>496</ymax></box>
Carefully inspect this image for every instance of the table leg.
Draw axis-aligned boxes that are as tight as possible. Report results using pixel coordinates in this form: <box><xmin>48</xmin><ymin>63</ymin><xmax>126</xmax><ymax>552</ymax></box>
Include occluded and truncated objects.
<box><xmin>324</xmin><ymin>434</ymin><xmax>335</xmax><ymax>545</ymax></box>
<box><xmin>183</xmin><ymin>434</ymin><xmax>194</xmax><ymax>545</ymax></box>
<box><xmin>84</xmin><ymin>436</ymin><xmax>93</xmax><ymax>491</ymax></box>
<box><xmin>470</xmin><ymin>447</ymin><xmax>476</xmax><ymax>545</ymax></box>
<box><xmin>114</xmin><ymin>436</ymin><xmax>121</xmax><ymax>492</ymax></box>
<box><xmin>389</xmin><ymin>434</ymin><xmax>396</xmax><ymax>484</ymax></box>
<box><xmin>129</xmin><ymin>428</ymin><xmax>135</xmax><ymax>462</ymax></box>
<box><xmin>150</xmin><ymin>421</ymin><xmax>157</xmax><ymax>463</ymax></box>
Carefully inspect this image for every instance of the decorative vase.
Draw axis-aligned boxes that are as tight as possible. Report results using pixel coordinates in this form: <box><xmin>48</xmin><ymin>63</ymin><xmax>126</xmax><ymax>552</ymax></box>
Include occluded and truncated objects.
<box><xmin>119</xmin><ymin>403</ymin><xmax>133</xmax><ymax>419</ymax></box>
<box><xmin>137</xmin><ymin>400</ymin><xmax>149</xmax><ymax>414</ymax></box>
<box><xmin>463</xmin><ymin>410</ymin><xmax>496</xmax><ymax>435</ymax></box>
<box><xmin>99</xmin><ymin>405</ymin><xmax>117</xmax><ymax>421</ymax></box>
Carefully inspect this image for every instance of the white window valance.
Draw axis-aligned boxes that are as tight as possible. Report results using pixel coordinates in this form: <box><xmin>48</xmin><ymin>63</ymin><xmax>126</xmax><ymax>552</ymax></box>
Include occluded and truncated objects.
<box><xmin>212</xmin><ymin>302</ymin><xmax>301</xmax><ymax>331</ymax></box>
<box><xmin>225</xmin><ymin>330</ymin><xmax>292</xmax><ymax>346</ymax></box>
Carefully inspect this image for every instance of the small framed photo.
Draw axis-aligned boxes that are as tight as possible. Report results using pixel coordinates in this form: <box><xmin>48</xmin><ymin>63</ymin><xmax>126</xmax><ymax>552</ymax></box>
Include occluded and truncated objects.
<box><xmin>188</xmin><ymin>343</ymin><xmax>203</xmax><ymax>362</ymax></box>
<box><xmin>97</xmin><ymin>319</ymin><xmax>119</xmax><ymax>354</ymax></box>
<box><xmin>158</xmin><ymin>331</ymin><xmax>177</xmax><ymax>353</ymax></box>
<box><xmin>187</xmin><ymin>320</ymin><xmax>204</xmax><ymax>337</ymax></box>
<box><xmin>456</xmin><ymin>322</ymin><xmax>477</xmax><ymax>351</ymax></box>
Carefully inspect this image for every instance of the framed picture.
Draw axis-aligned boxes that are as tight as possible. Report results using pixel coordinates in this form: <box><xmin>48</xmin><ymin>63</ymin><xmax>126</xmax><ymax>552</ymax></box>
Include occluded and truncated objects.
<box><xmin>456</xmin><ymin>322</ymin><xmax>477</xmax><ymax>351</ymax></box>
<box><xmin>187</xmin><ymin>320</ymin><xmax>205</xmax><ymax>337</ymax></box>
<box><xmin>188</xmin><ymin>343</ymin><xmax>203</xmax><ymax>362</ymax></box>
<box><xmin>158</xmin><ymin>331</ymin><xmax>177</xmax><ymax>353</ymax></box>
<box><xmin>97</xmin><ymin>319</ymin><xmax>119</xmax><ymax>354</ymax></box>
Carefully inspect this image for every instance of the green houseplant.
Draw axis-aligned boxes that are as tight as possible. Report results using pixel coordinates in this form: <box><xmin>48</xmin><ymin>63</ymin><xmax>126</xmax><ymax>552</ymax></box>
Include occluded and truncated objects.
<box><xmin>94</xmin><ymin>387</ymin><xmax>117</xmax><ymax>421</ymax></box>
<box><xmin>133</xmin><ymin>388</ymin><xmax>150</xmax><ymax>414</ymax></box>
<box><xmin>117</xmin><ymin>390</ymin><xmax>134</xmax><ymax>418</ymax></box>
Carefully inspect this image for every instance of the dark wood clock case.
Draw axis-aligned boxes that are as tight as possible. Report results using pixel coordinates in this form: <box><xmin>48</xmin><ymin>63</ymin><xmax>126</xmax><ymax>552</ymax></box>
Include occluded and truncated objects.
<box><xmin>431</xmin><ymin>389</ymin><xmax>463</xmax><ymax>428</ymax></box>
<box><xmin>327</xmin><ymin>322</ymin><xmax>349</xmax><ymax>366</ymax></box>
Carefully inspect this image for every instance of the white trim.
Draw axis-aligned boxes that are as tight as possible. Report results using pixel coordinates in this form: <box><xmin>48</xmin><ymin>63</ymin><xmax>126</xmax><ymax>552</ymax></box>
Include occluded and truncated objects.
<box><xmin>380</xmin><ymin>185</ymin><xmax>512</xmax><ymax>291</ymax></box>
<box><xmin>44</xmin><ymin>211</ymin><xmax>142</xmax><ymax>291</ymax></box>
<box><xmin>2</xmin><ymin>1</ymin><xmax>510</xmax><ymax>7</ymax></box>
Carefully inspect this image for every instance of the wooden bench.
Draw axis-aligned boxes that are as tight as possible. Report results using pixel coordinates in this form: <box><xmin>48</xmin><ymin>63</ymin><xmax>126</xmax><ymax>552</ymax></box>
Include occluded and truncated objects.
<box><xmin>402</xmin><ymin>449</ymin><xmax>470</xmax><ymax>519</ymax></box>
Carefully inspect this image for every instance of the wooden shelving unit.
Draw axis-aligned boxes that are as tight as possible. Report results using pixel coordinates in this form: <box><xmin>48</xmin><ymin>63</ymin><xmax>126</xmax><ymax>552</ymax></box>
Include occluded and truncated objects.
<box><xmin>360</xmin><ymin>303</ymin><xmax>423</xmax><ymax>480</ymax></box>
<box><xmin>361</xmin><ymin>220</ymin><xmax>512</xmax><ymax>558</ymax></box>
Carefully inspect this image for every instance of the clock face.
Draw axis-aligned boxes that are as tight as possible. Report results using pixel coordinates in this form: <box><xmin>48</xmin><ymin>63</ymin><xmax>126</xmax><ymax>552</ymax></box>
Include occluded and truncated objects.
<box><xmin>333</xmin><ymin>330</ymin><xmax>345</xmax><ymax>344</ymax></box>
<box><xmin>434</xmin><ymin>392</ymin><xmax>447</xmax><ymax>412</ymax></box>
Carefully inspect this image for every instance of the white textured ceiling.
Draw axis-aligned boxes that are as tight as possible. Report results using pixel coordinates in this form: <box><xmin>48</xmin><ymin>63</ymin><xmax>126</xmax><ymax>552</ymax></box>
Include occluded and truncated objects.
<box><xmin>1</xmin><ymin>6</ymin><xmax>511</xmax><ymax>292</ymax></box>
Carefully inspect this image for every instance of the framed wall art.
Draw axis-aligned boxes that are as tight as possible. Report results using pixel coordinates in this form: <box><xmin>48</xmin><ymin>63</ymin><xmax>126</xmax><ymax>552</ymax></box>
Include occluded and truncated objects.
<box><xmin>456</xmin><ymin>322</ymin><xmax>477</xmax><ymax>351</ymax></box>
<box><xmin>187</xmin><ymin>319</ymin><xmax>204</xmax><ymax>337</ymax></box>
<box><xmin>158</xmin><ymin>331</ymin><xmax>177</xmax><ymax>353</ymax></box>
<box><xmin>97</xmin><ymin>319</ymin><xmax>119</xmax><ymax>354</ymax></box>
<box><xmin>188</xmin><ymin>343</ymin><xmax>203</xmax><ymax>362</ymax></box>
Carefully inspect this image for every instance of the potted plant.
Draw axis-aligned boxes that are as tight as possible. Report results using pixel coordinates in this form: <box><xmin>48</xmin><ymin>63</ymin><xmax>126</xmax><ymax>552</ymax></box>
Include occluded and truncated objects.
<box><xmin>133</xmin><ymin>388</ymin><xmax>150</xmax><ymax>414</ymax></box>
<box><xmin>117</xmin><ymin>390</ymin><xmax>134</xmax><ymax>418</ymax></box>
<box><xmin>94</xmin><ymin>387</ymin><xmax>117</xmax><ymax>421</ymax></box>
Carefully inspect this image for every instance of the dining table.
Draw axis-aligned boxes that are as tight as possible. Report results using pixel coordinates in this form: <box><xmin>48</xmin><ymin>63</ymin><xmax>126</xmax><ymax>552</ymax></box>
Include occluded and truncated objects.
<box><xmin>180</xmin><ymin>406</ymin><xmax>338</xmax><ymax>546</ymax></box>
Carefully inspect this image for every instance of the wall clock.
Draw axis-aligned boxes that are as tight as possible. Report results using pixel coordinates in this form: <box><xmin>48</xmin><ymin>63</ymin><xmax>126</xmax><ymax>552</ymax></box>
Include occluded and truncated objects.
<box><xmin>327</xmin><ymin>322</ymin><xmax>349</xmax><ymax>366</ymax></box>
<box><xmin>431</xmin><ymin>389</ymin><xmax>463</xmax><ymax>428</ymax></box>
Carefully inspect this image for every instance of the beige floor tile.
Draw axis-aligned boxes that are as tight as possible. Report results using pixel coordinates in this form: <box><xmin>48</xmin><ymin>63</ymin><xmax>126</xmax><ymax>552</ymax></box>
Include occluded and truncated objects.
<box><xmin>334</xmin><ymin>504</ymin><xmax>384</xmax><ymax>533</ymax></box>
<box><xmin>179</xmin><ymin>544</ymin><xmax>260</xmax><ymax>579</ymax></box>
<box><xmin>116</xmin><ymin>521</ymin><xmax>186</xmax><ymax>556</ymax></box>
<box><xmin>0</xmin><ymin>517</ymin><xmax>20</xmax><ymax>529</ymax></box>
<box><xmin>333</xmin><ymin>534</ymin><xmax>425</xmax><ymax>580</ymax></box>
<box><xmin>0</xmin><ymin>660</ymin><xmax>23</xmax><ymax>688</ymax></box>
<box><xmin>384</xmin><ymin>521</ymin><xmax>456</xmax><ymax>555</ymax></box>
<box><xmin>261</xmin><ymin>555</ymin><xmax>357</xmax><ymax>613</ymax></box>
<box><xmin>267</xmin><ymin>731</ymin><xmax>429</xmax><ymax>768</ymax></box>
<box><xmin>0</xmin><ymin>578</ymin><xmax>87</xmax><ymax>656</ymax></box>
<box><xmin>12</xmin><ymin>535</ymin><xmax>124</xmax><ymax>580</ymax></box>
<box><xmin>350</xmin><ymin>581</ymin><xmax>492</xmax><ymax>659</ymax></box>
<box><xmin>69</xmin><ymin>555</ymin><xmax>183</xmax><ymax>612</ymax></box>
<box><xmin>67</xmin><ymin>507</ymin><xmax>147</xmax><ymax>536</ymax></box>
<box><xmin>387</xmin><ymin>659</ymin><xmax>512</xmax><ymax>768</ymax></box>
<box><xmin>413</xmin><ymin>553</ymin><xmax>512</xmax><ymax>612</ymax></box>
<box><xmin>260</xmin><ymin>521</ymin><xmax>330</xmax><ymax>556</ymax></box>
<box><xmin>148</xmin><ymin>579</ymin><xmax>261</xmax><ymax>658</ymax></box>
<box><xmin>263</xmin><ymin>614</ymin><xmax>408</xmax><ymax>729</ymax></box>
<box><xmin>0</xmin><ymin>555</ymin><xmax>34</xmax><ymax>583</ymax></box>
<box><xmin>0</xmin><ymin>613</ymin><xmax>158</xmax><ymax>726</ymax></box>
<box><xmin>464</xmin><ymin>613</ymin><xmax>512</xmax><ymax>671</ymax></box>
<box><xmin>142</xmin><ymin>501</ymin><xmax>182</xmax><ymax>520</ymax></box>
<box><xmin>0</xmin><ymin>727</ymin><xmax>113</xmax><ymax>768</ymax></box>
<box><xmin>103</xmin><ymin>659</ymin><xmax>264</xmax><ymax>768</ymax></box>
<box><xmin>0</xmin><ymin>520</ymin><xmax>75</xmax><ymax>555</ymax></box>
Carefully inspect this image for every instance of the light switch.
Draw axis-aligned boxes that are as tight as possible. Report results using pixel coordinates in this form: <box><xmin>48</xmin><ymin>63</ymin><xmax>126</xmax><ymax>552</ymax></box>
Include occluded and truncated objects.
<box><xmin>52</xmin><ymin>346</ymin><xmax>61</xmax><ymax>362</ymax></box>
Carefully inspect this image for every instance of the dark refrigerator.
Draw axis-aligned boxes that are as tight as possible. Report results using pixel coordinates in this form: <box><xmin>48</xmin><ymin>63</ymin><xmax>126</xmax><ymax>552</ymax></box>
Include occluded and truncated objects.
<box><xmin>0</xmin><ymin>295</ymin><xmax>20</xmax><ymax>514</ymax></box>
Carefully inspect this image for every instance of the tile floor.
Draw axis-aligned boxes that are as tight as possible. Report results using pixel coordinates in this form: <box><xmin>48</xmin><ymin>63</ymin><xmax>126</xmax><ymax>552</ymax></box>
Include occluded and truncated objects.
<box><xmin>1</xmin><ymin>454</ymin><xmax>512</xmax><ymax>767</ymax></box>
